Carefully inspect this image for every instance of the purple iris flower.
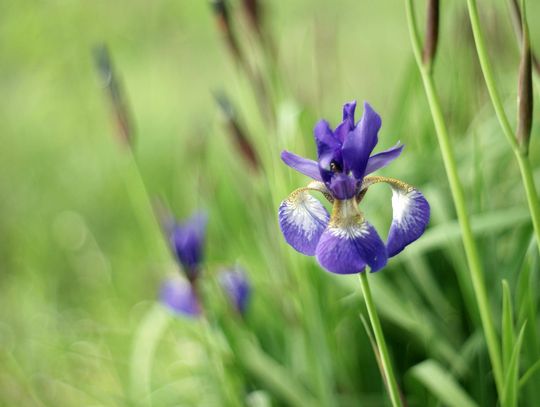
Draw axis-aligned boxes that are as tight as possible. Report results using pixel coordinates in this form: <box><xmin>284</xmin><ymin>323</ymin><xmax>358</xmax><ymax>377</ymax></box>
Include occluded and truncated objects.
<box><xmin>278</xmin><ymin>101</ymin><xmax>430</xmax><ymax>274</ymax></box>
<box><xmin>160</xmin><ymin>278</ymin><xmax>201</xmax><ymax>317</ymax></box>
<box><xmin>219</xmin><ymin>267</ymin><xmax>251</xmax><ymax>315</ymax></box>
<box><xmin>168</xmin><ymin>212</ymin><xmax>207</xmax><ymax>281</ymax></box>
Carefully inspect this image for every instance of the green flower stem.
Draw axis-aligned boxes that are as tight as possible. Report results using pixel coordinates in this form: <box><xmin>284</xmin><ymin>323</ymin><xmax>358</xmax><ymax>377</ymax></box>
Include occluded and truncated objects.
<box><xmin>404</xmin><ymin>0</ymin><xmax>504</xmax><ymax>396</ymax></box>
<box><xmin>129</xmin><ymin>304</ymin><xmax>171</xmax><ymax>405</ymax></box>
<box><xmin>465</xmin><ymin>0</ymin><xmax>540</xmax><ymax>255</ymax></box>
<box><xmin>359</xmin><ymin>272</ymin><xmax>404</xmax><ymax>407</ymax></box>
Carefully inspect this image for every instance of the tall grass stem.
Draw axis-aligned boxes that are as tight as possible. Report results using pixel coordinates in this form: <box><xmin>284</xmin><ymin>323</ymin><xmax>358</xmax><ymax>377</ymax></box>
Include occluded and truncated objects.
<box><xmin>404</xmin><ymin>0</ymin><xmax>504</xmax><ymax>396</ymax></box>
<box><xmin>465</xmin><ymin>0</ymin><xmax>540</xmax><ymax>254</ymax></box>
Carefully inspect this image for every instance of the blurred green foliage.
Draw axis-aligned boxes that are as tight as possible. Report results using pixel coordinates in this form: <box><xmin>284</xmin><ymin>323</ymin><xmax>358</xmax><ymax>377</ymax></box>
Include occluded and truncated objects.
<box><xmin>1</xmin><ymin>0</ymin><xmax>540</xmax><ymax>406</ymax></box>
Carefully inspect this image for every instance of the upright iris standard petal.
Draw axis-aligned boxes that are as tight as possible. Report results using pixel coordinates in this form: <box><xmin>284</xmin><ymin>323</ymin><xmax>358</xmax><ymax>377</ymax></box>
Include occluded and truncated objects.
<box><xmin>342</xmin><ymin>102</ymin><xmax>382</xmax><ymax>179</ymax></box>
<box><xmin>334</xmin><ymin>100</ymin><xmax>357</xmax><ymax>142</ymax></box>
<box><xmin>170</xmin><ymin>212</ymin><xmax>207</xmax><ymax>280</ymax></box>
<box><xmin>365</xmin><ymin>143</ymin><xmax>404</xmax><ymax>175</ymax></box>
<box><xmin>278</xmin><ymin>184</ymin><xmax>331</xmax><ymax>255</ymax></box>
<box><xmin>315</xmin><ymin>199</ymin><xmax>387</xmax><ymax>274</ymax></box>
<box><xmin>281</xmin><ymin>150</ymin><xmax>323</xmax><ymax>181</ymax></box>
<box><xmin>387</xmin><ymin>186</ymin><xmax>430</xmax><ymax>257</ymax></box>
<box><xmin>219</xmin><ymin>267</ymin><xmax>251</xmax><ymax>315</ymax></box>
<box><xmin>314</xmin><ymin>119</ymin><xmax>342</xmax><ymax>182</ymax></box>
<box><xmin>160</xmin><ymin>278</ymin><xmax>201</xmax><ymax>317</ymax></box>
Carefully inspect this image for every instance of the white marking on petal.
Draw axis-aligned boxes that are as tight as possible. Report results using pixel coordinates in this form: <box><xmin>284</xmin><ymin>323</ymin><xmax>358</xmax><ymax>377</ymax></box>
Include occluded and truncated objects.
<box><xmin>283</xmin><ymin>193</ymin><xmax>328</xmax><ymax>238</ymax></box>
<box><xmin>278</xmin><ymin>187</ymin><xmax>330</xmax><ymax>255</ymax></box>
<box><xmin>391</xmin><ymin>188</ymin><xmax>423</xmax><ymax>224</ymax></box>
<box><xmin>328</xmin><ymin>222</ymin><xmax>370</xmax><ymax>240</ymax></box>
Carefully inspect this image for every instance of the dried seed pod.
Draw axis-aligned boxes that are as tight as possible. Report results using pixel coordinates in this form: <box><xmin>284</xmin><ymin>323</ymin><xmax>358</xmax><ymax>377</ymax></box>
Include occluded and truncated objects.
<box><xmin>210</xmin><ymin>0</ymin><xmax>243</xmax><ymax>63</ymax></box>
<box><xmin>422</xmin><ymin>0</ymin><xmax>440</xmax><ymax>70</ymax></box>
<box><xmin>214</xmin><ymin>92</ymin><xmax>260</xmax><ymax>171</ymax></box>
<box><xmin>93</xmin><ymin>45</ymin><xmax>134</xmax><ymax>147</ymax></box>
<box><xmin>516</xmin><ymin>0</ymin><xmax>533</xmax><ymax>153</ymax></box>
<box><xmin>242</xmin><ymin>0</ymin><xmax>262</xmax><ymax>35</ymax></box>
<box><xmin>508</xmin><ymin>0</ymin><xmax>540</xmax><ymax>75</ymax></box>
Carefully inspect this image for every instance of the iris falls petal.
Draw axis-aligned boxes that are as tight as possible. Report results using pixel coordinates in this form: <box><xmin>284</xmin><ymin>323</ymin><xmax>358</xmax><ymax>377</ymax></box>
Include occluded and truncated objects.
<box><xmin>278</xmin><ymin>185</ymin><xmax>331</xmax><ymax>256</ymax></box>
<box><xmin>387</xmin><ymin>186</ymin><xmax>430</xmax><ymax>257</ymax></box>
<box><xmin>360</xmin><ymin>176</ymin><xmax>430</xmax><ymax>257</ymax></box>
<box><xmin>315</xmin><ymin>199</ymin><xmax>387</xmax><ymax>274</ymax></box>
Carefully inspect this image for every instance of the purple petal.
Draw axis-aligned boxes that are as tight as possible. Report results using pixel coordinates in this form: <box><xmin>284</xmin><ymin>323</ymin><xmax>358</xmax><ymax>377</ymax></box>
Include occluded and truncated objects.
<box><xmin>327</xmin><ymin>173</ymin><xmax>357</xmax><ymax>200</ymax></box>
<box><xmin>365</xmin><ymin>143</ymin><xmax>404</xmax><ymax>175</ymax></box>
<box><xmin>316</xmin><ymin>216</ymin><xmax>387</xmax><ymax>274</ymax></box>
<box><xmin>314</xmin><ymin>119</ymin><xmax>342</xmax><ymax>183</ymax></box>
<box><xmin>170</xmin><ymin>212</ymin><xmax>207</xmax><ymax>279</ymax></box>
<box><xmin>160</xmin><ymin>278</ymin><xmax>201</xmax><ymax>317</ymax></box>
<box><xmin>278</xmin><ymin>189</ymin><xmax>330</xmax><ymax>256</ymax></box>
<box><xmin>387</xmin><ymin>187</ymin><xmax>430</xmax><ymax>257</ymax></box>
<box><xmin>342</xmin><ymin>102</ymin><xmax>382</xmax><ymax>180</ymax></box>
<box><xmin>281</xmin><ymin>150</ymin><xmax>323</xmax><ymax>181</ymax></box>
<box><xmin>219</xmin><ymin>267</ymin><xmax>251</xmax><ymax>315</ymax></box>
<box><xmin>342</xmin><ymin>100</ymin><xmax>357</xmax><ymax>124</ymax></box>
<box><xmin>334</xmin><ymin>101</ymin><xmax>358</xmax><ymax>142</ymax></box>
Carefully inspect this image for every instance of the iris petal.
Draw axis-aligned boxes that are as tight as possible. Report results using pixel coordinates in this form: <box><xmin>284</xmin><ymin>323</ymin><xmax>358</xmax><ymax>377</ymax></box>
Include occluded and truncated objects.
<box><xmin>334</xmin><ymin>100</ymin><xmax>357</xmax><ymax>143</ymax></box>
<box><xmin>316</xmin><ymin>219</ymin><xmax>387</xmax><ymax>274</ymax></box>
<box><xmin>170</xmin><ymin>212</ymin><xmax>207</xmax><ymax>279</ymax></box>
<box><xmin>314</xmin><ymin>119</ymin><xmax>342</xmax><ymax>182</ymax></box>
<box><xmin>219</xmin><ymin>267</ymin><xmax>251</xmax><ymax>315</ymax></box>
<box><xmin>360</xmin><ymin>176</ymin><xmax>430</xmax><ymax>257</ymax></box>
<box><xmin>278</xmin><ymin>184</ymin><xmax>331</xmax><ymax>255</ymax></box>
<box><xmin>387</xmin><ymin>187</ymin><xmax>430</xmax><ymax>257</ymax></box>
<box><xmin>281</xmin><ymin>150</ymin><xmax>323</xmax><ymax>181</ymax></box>
<box><xmin>315</xmin><ymin>199</ymin><xmax>387</xmax><ymax>273</ymax></box>
<box><xmin>327</xmin><ymin>173</ymin><xmax>357</xmax><ymax>200</ymax></box>
<box><xmin>342</xmin><ymin>100</ymin><xmax>357</xmax><ymax>124</ymax></box>
<box><xmin>160</xmin><ymin>278</ymin><xmax>201</xmax><ymax>317</ymax></box>
<box><xmin>365</xmin><ymin>143</ymin><xmax>404</xmax><ymax>175</ymax></box>
<box><xmin>342</xmin><ymin>102</ymin><xmax>382</xmax><ymax>179</ymax></box>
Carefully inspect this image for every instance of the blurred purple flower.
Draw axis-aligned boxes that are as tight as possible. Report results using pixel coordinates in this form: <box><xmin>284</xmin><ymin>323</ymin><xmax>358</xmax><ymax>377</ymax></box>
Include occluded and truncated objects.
<box><xmin>168</xmin><ymin>212</ymin><xmax>207</xmax><ymax>281</ymax></box>
<box><xmin>160</xmin><ymin>278</ymin><xmax>201</xmax><ymax>317</ymax></box>
<box><xmin>278</xmin><ymin>101</ymin><xmax>430</xmax><ymax>274</ymax></box>
<box><xmin>219</xmin><ymin>267</ymin><xmax>251</xmax><ymax>315</ymax></box>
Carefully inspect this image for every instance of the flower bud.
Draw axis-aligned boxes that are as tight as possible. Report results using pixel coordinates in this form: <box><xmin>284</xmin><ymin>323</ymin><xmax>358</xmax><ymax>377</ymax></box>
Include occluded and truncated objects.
<box><xmin>219</xmin><ymin>267</ymin><xmax>251</xmax><ymax>315</ymax></box>
<box><xmin>160</xmin><ymin>278</ymin><xmax>201</xmax><ymax>318</ymax></box>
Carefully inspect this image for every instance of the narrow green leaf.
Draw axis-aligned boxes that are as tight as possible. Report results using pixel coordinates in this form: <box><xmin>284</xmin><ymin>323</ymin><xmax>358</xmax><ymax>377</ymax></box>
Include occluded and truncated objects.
<box><xmin>409</xmin><ymin>360</ymin><xmax>478</xmax><ymax>407</ymax></box>
<box><xmin>502</xmin><ymin>323</ymin><xmax>527</xmax><ymax>407</ymax></box>
<box><xmin>519</xmin><ymin>358</ymin><xmax>540</xmax><ymax>388</ymax></box>
<box><xmin>501</xmin><ymin>280</ymin><xmax>515</xmax><ymax>371</ymax></box>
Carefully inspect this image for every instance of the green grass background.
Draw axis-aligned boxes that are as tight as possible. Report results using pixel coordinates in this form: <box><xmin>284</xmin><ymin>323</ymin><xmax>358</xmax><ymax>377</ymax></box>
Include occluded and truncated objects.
<box><xmin>1</xmin><ymin>0</ymin><xmax>540</xmax><ymax>405</ymax></box>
